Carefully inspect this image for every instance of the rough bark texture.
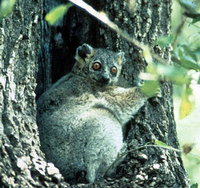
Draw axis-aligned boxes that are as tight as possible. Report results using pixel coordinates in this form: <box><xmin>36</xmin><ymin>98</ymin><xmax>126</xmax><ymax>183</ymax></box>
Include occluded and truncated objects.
<box><xmin>0</xmin><ymin>0</ymin><xmax>189</xmax><ymax>187</ymax></box>
<box><xmin>0</xmin><ymin>0</ymin><xmax>69</xmax><ymax>187</ymax></box>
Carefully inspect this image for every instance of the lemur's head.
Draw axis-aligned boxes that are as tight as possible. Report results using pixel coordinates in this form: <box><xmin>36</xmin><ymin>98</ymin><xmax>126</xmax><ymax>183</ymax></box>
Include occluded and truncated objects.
<box><xmin>74</xmin><ymin>43</ymin><xmax>125</xmax><ymax>86</ymax></box>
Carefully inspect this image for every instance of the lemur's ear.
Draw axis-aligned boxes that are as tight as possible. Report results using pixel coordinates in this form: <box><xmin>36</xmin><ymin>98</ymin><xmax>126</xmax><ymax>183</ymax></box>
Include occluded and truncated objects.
<box><xmin>75</xmin><ymin>43</ymin><xmax>95</xmax><ymax>69</ymax></box>
<box><xmin>117</xmin><ymin>51</ymin><xmax>125</xmax><ymax>65</ymax></box>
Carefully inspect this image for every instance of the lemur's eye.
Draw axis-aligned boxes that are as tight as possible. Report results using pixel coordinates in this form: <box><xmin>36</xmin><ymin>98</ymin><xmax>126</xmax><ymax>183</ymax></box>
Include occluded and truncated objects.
<box><xmin>110</xmin><ymin>66</ymin><xmax>117</xmax><ymax>74</ymax></box>
<box><xmin>92</xmin><ymin>62</ymin><xmax>101</xmax><ymax>70</ymax></box>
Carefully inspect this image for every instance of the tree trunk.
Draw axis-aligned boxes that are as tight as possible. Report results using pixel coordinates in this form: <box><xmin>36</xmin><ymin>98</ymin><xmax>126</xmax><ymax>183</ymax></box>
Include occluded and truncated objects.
<box><xmin>0</xmin><ymin>0</ymin><xmax>189</xmax><ymax>187</ymax></box>
<box><xmin>0</xmin><ymin>0</ymin><xmax>68</xmax><ymax>187</ymax></box>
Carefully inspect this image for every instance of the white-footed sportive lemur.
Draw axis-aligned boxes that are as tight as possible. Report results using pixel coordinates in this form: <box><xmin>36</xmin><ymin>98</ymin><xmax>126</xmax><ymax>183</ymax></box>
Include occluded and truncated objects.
<box><xmin>37</xmin><ymin>44</ymin><xmax>149</xmax><ymax>183</ymax></box>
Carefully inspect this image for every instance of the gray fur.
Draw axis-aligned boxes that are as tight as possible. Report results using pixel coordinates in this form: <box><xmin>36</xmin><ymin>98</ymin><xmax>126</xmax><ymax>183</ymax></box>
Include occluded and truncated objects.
<box><xmin>37</xmin><ymin>44</ymin><xmax>148</xmax><ymax>183</ymax></box>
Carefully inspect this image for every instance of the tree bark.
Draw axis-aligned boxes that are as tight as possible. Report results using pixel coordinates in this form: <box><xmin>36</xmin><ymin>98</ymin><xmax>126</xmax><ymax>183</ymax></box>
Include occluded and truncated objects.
<box><xmin>0</xmin><ymin>0</ymin><xmax>68</xmax><ymax>187</ymax></box>
<box><xmin>0</xmin><ymin>0</ymin><xmax>189</xmax><ymax>187</ymax></box>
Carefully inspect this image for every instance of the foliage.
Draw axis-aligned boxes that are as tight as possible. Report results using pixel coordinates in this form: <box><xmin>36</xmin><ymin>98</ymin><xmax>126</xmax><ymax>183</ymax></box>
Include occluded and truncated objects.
<box><xmin>179</xmin><ymin>0</ymin><xmax>200</xmax><ymax>24</ymax></box>
<box><xmin>154</xmin><ymin>35</ymin><xmax>174</xmax><ymax>48</ymax></box>
<box><xmin>45</xmin><ymin>3</ymin><xmax>73</xmax><ymax>25</ymax></box>
<box><xmin>179</xmin><ymin>85</ymin><xmax>194</xmax><ymax>119</ymax></box>
<box><xmin>0</xmin><ymin>0</ymin><xmax>16</xmax><ymax>19</ymax></box>
<box><xmin>171</xmin><ymin>0</ymin><xmax>200</xmax><ymax>185</ymax></box>
<box><xmin>190</xmin><ymin>183</ymin><xmax>198</xmax><ymax>188</ymax></box>
<box><xmin>141</xmin><ymin>0</ymin><xmax>200</xmax><ymax>119</ymax></box>
<box><xmin>141</xmin><ymin>80</ymin><xmax>159</xmax><ymax>97</ymax></box>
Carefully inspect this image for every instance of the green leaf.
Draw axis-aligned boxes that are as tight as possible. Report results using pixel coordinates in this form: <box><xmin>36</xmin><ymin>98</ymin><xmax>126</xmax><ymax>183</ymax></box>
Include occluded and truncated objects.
<box><xmin>179</xmin><ymin>85</ymin><xmax>195</xmax><ymax>119</ymax></box>
<box><xmin>156</xmin><ymin>64</ymin><xmax>190</xmax><ymax>85</ymax></box>
<box><xmin>173</xmin><ymin>45</ymin><xmax>200</xmax><ymax>71</ymax></box>
<box><xmin>184</xmin><ymin>12</ymin><xmax>200</xmax><ymax>23</ymax></box>
<box><xmin>179</xmin><ymin>0</ymin><xmax>200</xmax><ymax>23</ymax></box>
<box><xmin>141</xmin><ymin>63</ymin><xmax>191</xmax><ymax>85</ymax></box>
<box><xmin>0</xmin><ymin>0</ymin><xmax>16</xmax><ymax>19</ymax></box>
<box><xmin>45</xmin><ymin>3</ymin><xmax>73</xmax><ymax>25</ymax></box>
<box><xmin>141</xmin><ymin>80</ymin><xmax>159</xmax><ymax>97</ymax></box>
<box><xmin>191</xmin><ymin>15</ymin><xmax>200</xmax><ymax>24</ymax></box>
<box><xmin>179</xmin><ymin>0</ymin><xmax>196</xmax><ymax>11</ymax></box>
<box><xmin>155</xmin><ymin>35</ymin><xmax>174</xmax><ymax>48</ymax></box>
<box><xmin>143</xmin><ymin>47</ymin><xmax>153</xmax><ymax>64</ymax></box>
<box><xmin>198</xmin><ymin>75</ymin><xmax>200</xmax><ymax>84</ymax></box>
<box><xmin>155</xmin><ymin>139</ymin><xmax>169</xmax><ymax>147</ymax></box>
<box><xmin>194</xmin><ymin>47</ymin><xmax>200</xmax><ymax>57</ymax></box>
<box><xmin>154</xmin><ymin>139</ymin><xmax>181</xmax><ymax>152</ymax></box>
<box><xmin>190</xmin><ymin>183</ymin><xmax>198</xmax><ymax>188</ymax></box>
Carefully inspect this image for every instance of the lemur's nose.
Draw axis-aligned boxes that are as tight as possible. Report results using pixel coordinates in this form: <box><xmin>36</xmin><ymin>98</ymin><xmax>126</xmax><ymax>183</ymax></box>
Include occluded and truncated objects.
<box><xmin>100</xmin><ymin>76</ymin><xmax>110</xmax><ymax>84</ymax></box>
